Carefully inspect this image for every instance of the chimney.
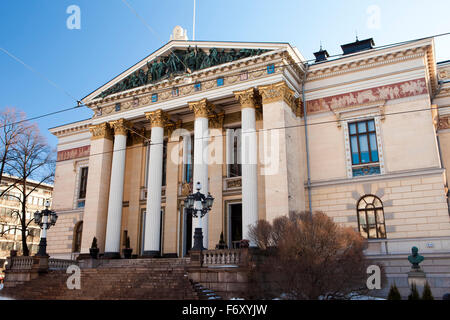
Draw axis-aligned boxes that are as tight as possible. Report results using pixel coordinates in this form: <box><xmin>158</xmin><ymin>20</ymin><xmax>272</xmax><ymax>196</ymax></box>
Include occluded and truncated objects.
<box><xmin>341</xmin><ymin>38</ymin><xmax>375</xmax><ymax>55</ymax></box>
<box><xmin>313</xmin><ymin>48</ymin><xmax>330</xmax><ymax>63</ymax></box>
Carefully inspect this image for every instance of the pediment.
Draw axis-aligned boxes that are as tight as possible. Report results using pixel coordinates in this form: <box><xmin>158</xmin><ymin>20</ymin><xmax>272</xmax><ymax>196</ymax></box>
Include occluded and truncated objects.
<box><xmin>83</xmin><ymin>41</ymin><xmax>295</xmax><ymax>102</ymax></box>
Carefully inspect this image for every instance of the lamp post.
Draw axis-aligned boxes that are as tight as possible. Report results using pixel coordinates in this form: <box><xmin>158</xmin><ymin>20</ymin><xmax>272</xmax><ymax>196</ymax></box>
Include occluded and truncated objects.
<box><xmin>184</xmin><ymin>181</ymin><xmax>214</xmax><ymax>250</ymax></box>
<box><xmin>34</xmin><ymin>199</ymin><xmax>58</xmax><ymax>257</ymax></box>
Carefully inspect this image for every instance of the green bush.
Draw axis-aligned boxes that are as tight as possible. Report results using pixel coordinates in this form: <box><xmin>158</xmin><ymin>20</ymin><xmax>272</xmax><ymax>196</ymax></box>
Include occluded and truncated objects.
<box><xmin>408</xmin><ymin>283</ymin><xmax>420</xmax><ymax>300</ymax></box>
<box><xmin>422</xmin><ymin>282</ymin><xmax>434</xmax><ymax>300</ymax></box>
<box><xmin>387</xmin><ymin>283</ymin><xmax>401</xmax><ymax>300</ymax></box>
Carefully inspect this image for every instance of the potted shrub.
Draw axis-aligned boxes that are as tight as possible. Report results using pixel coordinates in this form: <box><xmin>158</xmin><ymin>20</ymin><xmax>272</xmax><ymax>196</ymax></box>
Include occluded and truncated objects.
<box><xmin>122</xmin><ymin>236</ymin><xmax>132</xmax><ymax>259</ymax></box>
<box><xmin>89</xmin><ymin>237</ymin><xmax>99</xmax><ymax>259</ymax></box>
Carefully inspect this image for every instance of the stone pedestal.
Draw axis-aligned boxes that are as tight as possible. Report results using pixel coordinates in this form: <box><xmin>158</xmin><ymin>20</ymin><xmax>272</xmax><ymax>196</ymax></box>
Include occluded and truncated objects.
<box><xmin>407</xmin><ymin>268</ymin><xmax>427</xmax><ymax>295</ymax></box>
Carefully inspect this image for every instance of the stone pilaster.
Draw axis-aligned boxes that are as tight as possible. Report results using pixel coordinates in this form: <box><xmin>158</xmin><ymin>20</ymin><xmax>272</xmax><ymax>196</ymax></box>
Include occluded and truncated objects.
<box><xmin>81</xmin><ymin>123</ymin><xmax>113</xmax><ymax>254</ymax></box>
<box><xmin>257</xmin><ymin>81</ymin><xmax>306</xmax><ymax>222</ymax></box>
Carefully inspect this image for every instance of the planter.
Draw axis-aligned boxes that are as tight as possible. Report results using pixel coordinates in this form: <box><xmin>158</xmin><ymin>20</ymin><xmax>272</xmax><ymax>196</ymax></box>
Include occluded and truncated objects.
<box><xmin>89</xmin><ymin>248</ymin><xmax>99</xmax><ymax>259</ymax></box>
<box><xmin>122</xmin><ymin>248</ymin><xmax>132</xmax><ymax>259</ymax></box>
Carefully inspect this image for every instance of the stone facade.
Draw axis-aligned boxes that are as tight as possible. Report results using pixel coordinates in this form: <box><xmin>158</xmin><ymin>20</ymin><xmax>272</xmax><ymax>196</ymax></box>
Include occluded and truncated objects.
<box><xmin>48</xmin><ymin>37</ymin><xmax>450</xmax><ymax>298</ymax></box>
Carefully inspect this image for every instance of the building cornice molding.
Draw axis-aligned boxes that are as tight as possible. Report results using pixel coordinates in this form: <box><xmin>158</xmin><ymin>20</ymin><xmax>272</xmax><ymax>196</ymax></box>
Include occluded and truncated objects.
<box><xmin>308</xmin><ymin>167</ymin><xmax>444</xmax><ymax>188</ymax></box>
<box><xmin>307</xmin><ymin>44</ymin><xmax>437</xmax><ymax>95</ymax></box>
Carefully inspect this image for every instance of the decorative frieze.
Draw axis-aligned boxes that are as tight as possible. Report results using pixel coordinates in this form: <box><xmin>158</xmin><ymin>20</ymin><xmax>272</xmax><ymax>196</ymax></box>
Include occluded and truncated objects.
<box><xmin>109</xmin><ymin>118</ymin><xmax>131</xmax><ymax>136</ymax></box>
<box><xmin>89</xmin><ymin>122</ymin><xmax>113</xmax><ymax>140</ymax></box>
<box><xmin>57</xmin><ymin>146</ymin><xmax>91</xmax><ymax>162</ymax></box>
<box><xmin>258</xmin><ymin>81</ymin><xmax>295</xmax><ymax>108</ymax></box>
<box><xmin>188</xmin><ymin>98</ymin><xmax>215</xmax><ymax>118</ymax></box>
<box><xmin>145</xmin><ymin>109</ymin><xmax>169</xmax><ymax>128</ymax></box>
<box><xmin>307</xmin><ymin>78</ymin><xmax>428</xmax><ymax>115</ymax></box>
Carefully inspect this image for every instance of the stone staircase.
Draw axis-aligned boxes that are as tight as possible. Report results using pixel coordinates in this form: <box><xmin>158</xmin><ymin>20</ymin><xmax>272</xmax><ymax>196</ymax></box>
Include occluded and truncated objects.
<box><xmin>0</xmin><ymin>258</ymin><xmax>199</xmax><ymax>300</ymax></box>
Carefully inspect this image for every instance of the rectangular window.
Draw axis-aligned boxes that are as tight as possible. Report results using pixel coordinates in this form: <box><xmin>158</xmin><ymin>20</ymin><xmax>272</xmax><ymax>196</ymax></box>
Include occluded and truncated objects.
<box><xmin>349</xmin><ymin>119</ymin><xmax>379</xmax><ymax>165</ymax></box>
<box><xmin>162</xmin><ymin>140</ymin><xmax>168</xmax><ymax>187</ymax></box>
<box><xmin>194</xmin><ymin>83</ymin><xmax>201</xmax><ymax>91</ymax></box>
<box><xmin>78</xmin><ymin>167</ymin><xmax>89</xmax><ymax>199</ymax></box>
<box><xmin>183</xmin><ymin>135</ymin><xmax>194</xmax><ymax>183</ymax></box>
<box><xmin>227</xmin><ymin>128</ymin><xmax>242</xmax><ymax>177</ymax></box>
<box><xmin>216</xmin><ymin>77</ymin><xmax>224</xmax><ymax>86</ymax></box>
<box><xmin>267</xmin><ymin>64</ymin><xmax>275</xmax><ymax>74</ymax></box>
<box><xmin>152</xmin><ymin>93</ymin><xmax>158</xmax><ymax>103</ymax></box>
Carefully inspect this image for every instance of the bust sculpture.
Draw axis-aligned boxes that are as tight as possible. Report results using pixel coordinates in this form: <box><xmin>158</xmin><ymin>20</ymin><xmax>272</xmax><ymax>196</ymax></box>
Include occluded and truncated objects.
<box><xmin>408</xmin><ymin>246</ymin><xmax>424</xmax><ymax>270</ymax></box>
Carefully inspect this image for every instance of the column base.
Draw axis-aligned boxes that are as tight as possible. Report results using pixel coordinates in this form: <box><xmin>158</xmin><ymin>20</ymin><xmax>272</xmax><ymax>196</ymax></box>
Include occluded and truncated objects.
<box><xmin>102</xmin><ymin>252</ymin><xmax>121</xmax><ymax>259</ymax></box>
<box><xmin>142</xmin><ymin>251</ymin><xmax>161</xmax><ymax>258</ymax></box>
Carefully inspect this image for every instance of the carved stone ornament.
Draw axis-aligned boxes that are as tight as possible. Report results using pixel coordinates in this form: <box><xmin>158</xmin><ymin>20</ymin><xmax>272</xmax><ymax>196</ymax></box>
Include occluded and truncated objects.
<box><xmin>234</xmin><ymin>88</ymin><xmax>257</xmax><ymax>109</ymax></box>
<box><xmin>145</xmin><ymin>109</ymin><xmax>169</xmax><ymax>128</ymax></box>
<box><xmin>438</xmin><ymin>114</ymin><xmax>450</xmax><ymax>130</ymax></box>
<box><xmin>109</xmin><ymin>118</ymin><xmax>132</xmax><ymax>136</ymax></box>
<box><xmin>188</xmin><ymin>98</ymin><xmax>215</xmax><ymax>118</ymax></box>
<box><xmin>209</xmin><ymin>112</ymin><xmax>225</xmax><ymax>129</ymax></box>
<box><xmin>258</xmin><ymin>81</ymin><xmax>295</xmax><ymax>108</ymax></box>
<box><xmin>89</xmin><ymin>122</ymin><xmax>113</xmax><ymax>140</ymax></box>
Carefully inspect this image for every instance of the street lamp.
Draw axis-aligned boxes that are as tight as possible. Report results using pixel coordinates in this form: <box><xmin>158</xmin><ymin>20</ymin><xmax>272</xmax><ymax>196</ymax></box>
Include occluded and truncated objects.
<box><xmin>184</xmin><ymin>181</ymin><xmax>214</xmax><ymax>250</ymax></box>
<box><xmin>34</xmin><ymin>199</ymin><xmax>58</xmax><ymax>257</ymax></box>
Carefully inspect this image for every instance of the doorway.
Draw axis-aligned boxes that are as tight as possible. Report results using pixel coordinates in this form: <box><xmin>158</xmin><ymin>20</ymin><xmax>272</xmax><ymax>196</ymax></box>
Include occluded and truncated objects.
<box><xmin>182</xmin><ymin>208</ymin><xmax>193</xmax><ymax>257</ymax></box>
<box><xmin>228</xmin><ymin>203</ymin><xmax>242</xmax><ymax>248</ymax></box>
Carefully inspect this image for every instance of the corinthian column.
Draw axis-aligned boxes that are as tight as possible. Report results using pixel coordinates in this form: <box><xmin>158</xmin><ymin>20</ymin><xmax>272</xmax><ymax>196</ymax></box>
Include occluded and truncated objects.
<box><xmin>104</xmin><ymin>118</ymin><xmax>130</xmax><ymax>258</ymax></box>
<box><xmin>188</xmin><ymin>98</ymin><xmax>214</xmax><ymax>249</ymax></box>
<box><xmin>234</xmin><ymin>88</ymin><xmax>259</xmax><ymax>246</ymax></box>
<box><xmin>143</xmin><ymin>109</ymin><xmax>169</xmax><ymax>257</ymax></box>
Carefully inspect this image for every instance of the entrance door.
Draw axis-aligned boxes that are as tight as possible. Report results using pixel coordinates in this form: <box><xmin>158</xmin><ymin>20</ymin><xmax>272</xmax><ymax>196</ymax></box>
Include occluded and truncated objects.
<box><xmin>228</xmin><ymin>203</ymin><xmax>242</xmax><ymax>248</ymax></box>
<box><xmin>140</xmin><ymin>209</ymin><xmax>164</xmax><ymax>256</ymax></box>
<box><xmin>182</xmin><ymin>208</ymin><xmax>193</xmax><ymax>256</ymax></box>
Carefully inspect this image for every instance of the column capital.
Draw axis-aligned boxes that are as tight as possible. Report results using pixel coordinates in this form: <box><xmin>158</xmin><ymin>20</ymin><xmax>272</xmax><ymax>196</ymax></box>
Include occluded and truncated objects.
<box><xmin>188</xmin><ymin>98</ymin><xmax>215</xmax><ymax>119</ymax></box>
<box><xmin>145</xmin><ymin>109</ymin><xmax>170</xmax><ymax>128</ymax></box>
<box><xmin>294</xmin><ymin>97</ymin><xmax>304</xmax><ymax>118</ymax></box>
<box><xmin>89</xmin><ymin>122</ymin><xmax>113</xmax><ymax>140</ymax></box>
<box><xmin>109</xmin><ymin>118</ymin><xmax>132</xmax><ymax>136</ymax></box>
<box><xmin>234</xmin><ymin>88</ymin><xmax>258</xmax><ymax>109</ymax></box>
<box><xmin>258</xmin><ymin>81</ymin><xmax>295</xmax><ymax>107</ymax></box>
<box><xmin>209</xmin><ymin>112</ymin><xmax>224</xmax><ymax>129</ymax></box>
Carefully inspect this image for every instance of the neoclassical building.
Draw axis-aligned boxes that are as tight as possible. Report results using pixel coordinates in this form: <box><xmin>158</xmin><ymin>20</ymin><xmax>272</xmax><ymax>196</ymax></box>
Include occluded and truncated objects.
<box><xmin>48</xmin><ymin>29</ymin><xmax>450</xmax><ymax>294</ymax></box>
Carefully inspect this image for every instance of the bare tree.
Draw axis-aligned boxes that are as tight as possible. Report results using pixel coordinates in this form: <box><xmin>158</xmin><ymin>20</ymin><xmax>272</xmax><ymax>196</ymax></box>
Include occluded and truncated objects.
<box><xmin>0</xmin><ymin>120</ymin><xmax>55</xmax><ymax>256</ymax></box>
<box><xmin>247</xmin><ymin>211</ymin><xmax>380</xmax><ymax>300</ymax></box>
<box><xmin>0</xmin><ymin>108</ymin><xmax>26</xmax><ymax>196</ymax></box>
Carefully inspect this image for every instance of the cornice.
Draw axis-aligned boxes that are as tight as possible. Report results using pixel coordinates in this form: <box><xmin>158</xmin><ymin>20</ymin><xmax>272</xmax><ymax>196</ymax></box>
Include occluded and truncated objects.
<box><xmin>307</xmin><ymin>46</ymin><xmax>428</xmax><ymax>81</ymax></box>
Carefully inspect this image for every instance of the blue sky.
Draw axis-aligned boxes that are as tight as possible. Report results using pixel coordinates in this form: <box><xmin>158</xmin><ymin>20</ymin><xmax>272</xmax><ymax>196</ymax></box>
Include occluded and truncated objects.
<box><xmin>1</xmin><ymin>0</ymin><xmax>450</xmax><ymax>148</ymax></box>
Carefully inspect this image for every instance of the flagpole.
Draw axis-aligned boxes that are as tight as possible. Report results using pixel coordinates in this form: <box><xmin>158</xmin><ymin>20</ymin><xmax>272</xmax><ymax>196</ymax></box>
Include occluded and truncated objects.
<box><xmin>193</xmin><ymin>0</ymin><xmax>196</xmax><ymax>41</ymax></box>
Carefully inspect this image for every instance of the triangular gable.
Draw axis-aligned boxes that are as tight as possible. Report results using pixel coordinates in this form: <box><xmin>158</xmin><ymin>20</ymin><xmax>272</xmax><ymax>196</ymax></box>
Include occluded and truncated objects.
<box><xmin>83</xmin><ymin>40</ymin><xmax>297</xmax><ymax>102</ymax></box>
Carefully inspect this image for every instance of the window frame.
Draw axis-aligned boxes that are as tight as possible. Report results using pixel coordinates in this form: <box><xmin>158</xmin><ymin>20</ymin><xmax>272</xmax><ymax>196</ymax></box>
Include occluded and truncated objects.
<box><xmin>356</xmin><ymin>195</ymin><xmax>387</xmax><ymax>239</ymax></box>
<box><xmin>348</xmin><ymin>119</ymin><xmax>379</xmax><ymax>165</ymax></box>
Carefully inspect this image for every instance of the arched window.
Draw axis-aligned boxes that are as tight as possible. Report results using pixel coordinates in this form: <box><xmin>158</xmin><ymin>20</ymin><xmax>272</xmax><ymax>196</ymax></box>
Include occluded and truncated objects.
<box><xmin>73</xmin><ymin>221</ymin><xmax>83</xmax><ymax>253</ymax></box>
<box><xmin>357</xmin><ymin>195</ymin><xmax>386</xmax><ymax>239</ymax></box>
